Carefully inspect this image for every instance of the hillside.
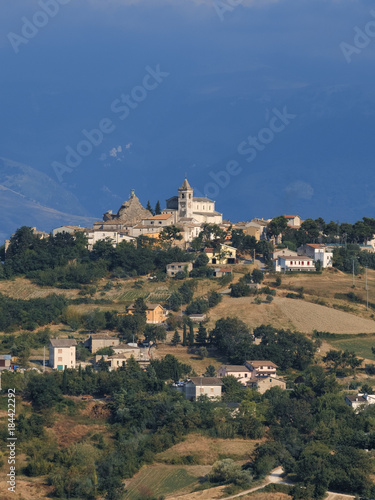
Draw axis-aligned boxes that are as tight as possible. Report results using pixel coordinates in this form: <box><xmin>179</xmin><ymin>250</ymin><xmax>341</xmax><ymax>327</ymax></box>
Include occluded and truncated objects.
<box><xmin>0</xmin><ymin>157</ymin><xmax>97</xmax><ymax>241</ymax></box>
<box><xmin>208</xmin><ymin>295</ymin><xmax>375</xmax><ymax>335</ymax></box>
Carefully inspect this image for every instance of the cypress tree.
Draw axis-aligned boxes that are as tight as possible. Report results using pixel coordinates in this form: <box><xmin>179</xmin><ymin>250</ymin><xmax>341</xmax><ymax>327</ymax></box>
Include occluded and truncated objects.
<box><xmin>171</xmin><ymin>330</ymin><xmax>181</xmax><ymax>346</ymax></box>
<box><xmin>188</xmin><ymin>321</ymin><xmax>195</xmax><ymax>346</ymax></box>
<box><xmin>155</xmin><ymin>200</ymin><xmax>161</xmax><ymax>215</ymax></box>
<box><xmin>196</xmin><ymin>323</ymin><xmax>207</xmax><ymax>345</ymax></box>
<box><xmin>182</xmin><ymin>322</ymin><xmax>187</xmax><ymax>346</ymax></box>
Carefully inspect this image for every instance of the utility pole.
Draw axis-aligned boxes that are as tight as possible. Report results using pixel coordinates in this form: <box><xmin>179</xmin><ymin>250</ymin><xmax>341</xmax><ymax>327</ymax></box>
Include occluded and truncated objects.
<box><xmin>366</xmin><ymin>266</ymin><xmax>369</xmax><ymax>311</ymax></box>
<box><xmin>43</xmin><ymin>346</ymin><xmax>45</xmax><ymax>373</ymax></box>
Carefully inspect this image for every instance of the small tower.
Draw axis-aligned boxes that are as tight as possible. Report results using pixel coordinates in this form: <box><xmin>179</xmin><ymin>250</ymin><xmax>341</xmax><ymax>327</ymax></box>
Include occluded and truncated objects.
<box><xmin>178</xmin><ymin>178</ymin><xmax>193</xmax><ymax>219</ymax></box>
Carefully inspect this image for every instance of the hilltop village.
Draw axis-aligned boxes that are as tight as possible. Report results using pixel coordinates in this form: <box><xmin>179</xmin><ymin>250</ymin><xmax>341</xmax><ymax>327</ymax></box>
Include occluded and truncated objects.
<box><xmin>3</xmin><ymin>178</ymin><xmax>375</xmax><ymax>499</ymax></box>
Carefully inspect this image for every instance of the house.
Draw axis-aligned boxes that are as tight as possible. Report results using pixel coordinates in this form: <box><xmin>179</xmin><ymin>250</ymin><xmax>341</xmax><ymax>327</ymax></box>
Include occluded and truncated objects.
<box><xmin>141</xmin><ymin>213</ymin><xmax>174</xmax><ymax>228</ymax></box>
<box><xmin>84</xmin><ymin>228</ymin><xmax>135</xmax><ymax>250</ymax></box>
<box><xmin>272</xmin><ymin>248</ymin><xmax>298</xmax><ymax>260</ymax></box>
<box><xmin>345</xmin><ymin>393</ymin><xmax>375</xmax><ymax>411</ymax></box>
<box><xmin>211</xmin><ymin>267</ymin><xmax>232</xmax><ymax>278</ymax></box>
<box><xmin>166</xmin><ymin>262</ymin><xmax>193</xmax><ymax>277</ymax></box>
<box><xmin>248</xmin><ymin>376</ymin><xmax>286</xmax><ymax>394</ymax></box>
<box><xmin>245</xmin><ymin>360</ymin><xmax>278</xmax><ymax>378</ymax></box>
<box><xmin>84</xmin><ymin>334</ymin><xmax>120</xmax><ymax>353</ymax></box>
<box><xmin>0</xmin><ymin>355</ymin><xmax>12</xmax><ymax>371</ymax></box>
<box><xmin>52</xmin><ymin>225</ymin><xmax>87</xmax><ymax>236</ymax></box>
<box><xmin>128</xmin><ymin>303</ymin><xmax>168</xmax><ymax>324</ymax></box>
<box><xmin>218</xmin><ymin>361</ymin><xmax>286</xmax><ymax>394</ymax></box>
<box><xmin>274</xmin><ymin>255</ymin><xmax>316</xmax><ymax>273</ymax></box>
<box><xmin>49</xmin><ymin>339</ymin><xmax>76</xmax><ymax>370</ymax></box>
<box><xmin>297</xmin><ymin>244</ymin><xmax>333</xmax><ymax>268</ymax></box>
<box><xmin>284</xmin><ymin>215</ymin><xmax>302</xmax><ymax>228</ymax></box>
<box><xmin>205</xmin><ymin>244</ymin><xmax>237</xmax><ymax>265</ymax></box>
<box><xmin>345</xmin><ymin>395</ymin><xmax>368</xmax><ymax>410</ymax></box>
<box><xmin>184</xmin><ymin>377</ymin><xmax>224</xmax><ymax>400</ymax></box>
<box><xmin>162</xmin><ymin>178</ymin><xmax>223</xmax><ymax>225</ymax></box>
<box><xmin>218</xmin><ymin>365</ymin><xmax>252</xmax><ymax>384</ymax></box>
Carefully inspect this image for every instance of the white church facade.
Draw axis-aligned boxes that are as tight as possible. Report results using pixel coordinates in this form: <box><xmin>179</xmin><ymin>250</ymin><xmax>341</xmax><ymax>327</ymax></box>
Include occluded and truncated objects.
<box><xmin>162</xmin><ymin>178</ymin><xmax>223</xmax><ymax>225</ymax></box>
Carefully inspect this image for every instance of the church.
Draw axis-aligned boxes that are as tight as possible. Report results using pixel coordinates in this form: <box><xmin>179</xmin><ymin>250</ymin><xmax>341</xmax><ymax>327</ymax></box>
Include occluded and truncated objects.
<box><xmin>162</xmin><ymin>178</ymin><xmax>222</xmax><ymax>225</ymax></box>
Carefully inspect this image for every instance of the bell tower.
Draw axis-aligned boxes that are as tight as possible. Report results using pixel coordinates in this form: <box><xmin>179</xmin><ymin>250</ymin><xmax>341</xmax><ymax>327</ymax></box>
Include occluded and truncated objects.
<box><xmin>178</xmin><ymin>178</ymin><xmax>193</xmax><ymax>219</ymax></box>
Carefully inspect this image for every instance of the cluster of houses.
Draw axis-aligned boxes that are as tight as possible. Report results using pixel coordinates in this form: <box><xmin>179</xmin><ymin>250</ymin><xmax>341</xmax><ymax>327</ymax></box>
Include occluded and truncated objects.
<box><xmin>48</xmin><ymin>333</ymin><xmax>153</xmax><ymax>372</ymax></box>
<box><xmin>52</xmin><ymin>179</ymin><xmax>224</xmax><ymax>249</ymax></box>
<box><xmin>175</xmin><ymin>360</ymin><xmax>286</xmax><ymax>400</ymax></box>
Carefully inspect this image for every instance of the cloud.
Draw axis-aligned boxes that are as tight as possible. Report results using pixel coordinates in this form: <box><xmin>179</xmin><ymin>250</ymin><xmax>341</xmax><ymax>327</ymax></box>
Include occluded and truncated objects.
<box><xmin>109</xmin><ymin>146</ymin><xmax>123</xmax><ymax>158</ymax></box>
<box><xmin>285</xmin><ymin>181</ymin><xmax>314</xmax><ymax>200</ymax></box>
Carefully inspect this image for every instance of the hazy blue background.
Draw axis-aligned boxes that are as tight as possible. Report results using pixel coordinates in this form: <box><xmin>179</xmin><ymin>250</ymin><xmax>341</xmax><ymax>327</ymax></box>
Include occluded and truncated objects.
<box><xmin>0</xmin><ymin>0</ymin><xmax>374</xmax><ymax>240</ymax></box>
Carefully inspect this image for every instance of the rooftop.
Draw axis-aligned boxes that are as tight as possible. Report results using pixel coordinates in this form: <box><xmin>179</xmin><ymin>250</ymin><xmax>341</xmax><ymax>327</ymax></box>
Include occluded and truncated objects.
<box><xmin>189</xmin><ymin>377</ymin><xmax>224</xmax><ymax>386</ymax></box>
<box><xmin>247</xmin><ymin>360</ymin><xmax>278</xmax><ymax>368</ymax></box>
<box><xmin>50</xmin><ymin>339</ymin><xmax>77</xmax><ymax>348</ymax></box>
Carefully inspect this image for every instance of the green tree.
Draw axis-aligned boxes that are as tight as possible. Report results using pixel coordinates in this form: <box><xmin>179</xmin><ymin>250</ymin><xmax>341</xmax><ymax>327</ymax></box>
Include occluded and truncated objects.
<box><xmin>252</xmin><ymin>268</ymin><xmax>264</xmax><ymax>284</ymax></box>
<box><xmin>182</xmin><ymin>321</ymin><xmax>187</xmax><ymax>346</ymax></box>
<box><xmin>171</xmin><ymin>330</ymin><xmax>181</xmax><ymax>346</ymax></box>
<box><xmin>196</xmin><ymin>323</ymin><xmax>207</xmax><ymax>345</ymax></box>
<box><xmin>154</xmin><ymin>200</ymin><xmax>161</xmax><ymax>215</ymax></box>
<box><xmin>146</xmin><ymin>200</ymin><xmax>154</xmax><ymax>215</ymax></box>
<box><xmin>188</xmin><ymin>321</ymin><xmax>195</xmax><ymax>346</ymax></box>
<box><xmin>204</xmin><ymin>364</ymin><xmax>216</xmax><ymax>377</ymax></box>
<box><xmin>267</xmin><ymin>216</ymin><xmax>288</xmax><ymax>239</ymax></box>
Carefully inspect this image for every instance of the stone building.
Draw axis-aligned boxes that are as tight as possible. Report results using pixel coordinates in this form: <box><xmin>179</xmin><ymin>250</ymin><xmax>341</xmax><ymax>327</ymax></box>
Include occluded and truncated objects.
<box><xmin>103</xmin><ymin>189</ymin><xmax>152</xmax><ymax>225</ymax></box>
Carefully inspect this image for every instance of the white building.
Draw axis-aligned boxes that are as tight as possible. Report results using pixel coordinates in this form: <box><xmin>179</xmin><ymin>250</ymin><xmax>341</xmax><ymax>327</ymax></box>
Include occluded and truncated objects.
<box><xmin>274</xmin><ymin>255</ymin><xmax>316</xmax><ymax>272</ymax></box>
<box><xmin>162</xmin><ymin>178</ymin><xmax>223</xmax><ymax>225</ymax></box>
<box><xmin>49</xmin><ymin>339</ymin><xmax>76</xmax><ymax>370</ymax></box>
<box><xmin>85</xmin><ymin>228</ymin><xmax>136</xmax><ymax>250</ymax></box>
<box><xmin>297</xmin><ymin>244</ymin><xmax>333</xmax><ymax>268</ymax></box>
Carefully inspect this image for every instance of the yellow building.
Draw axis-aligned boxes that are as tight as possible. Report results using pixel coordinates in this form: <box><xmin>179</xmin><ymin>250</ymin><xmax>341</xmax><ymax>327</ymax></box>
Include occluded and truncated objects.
<box><xmin>128</xmin><ymin>303</ymin><xmax>168</xmax><ymax>324</ymax></box>
<box><xmin>204</xmin><ymin>243</ymin><xmax>237</xmax><ymax>265</ymax></box>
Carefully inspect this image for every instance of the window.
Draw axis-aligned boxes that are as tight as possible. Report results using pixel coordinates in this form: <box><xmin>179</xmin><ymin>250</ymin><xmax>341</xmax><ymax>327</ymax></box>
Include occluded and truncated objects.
<box><xmin>200</xmin><ymin>388</ymin><xmax>204</xmax><ymax>393</ymax></box>
<box><xmin>245</xmin><ymin>373</ymin><xmax>247</xmax><ymax>377</ymax></box>
<box><xmin>211</xmin><ymin>388</ymin><xmax>214</xmax><ymax>392</ymax></box>
<box><xmin>182</xmin><ymin>194</ymin><xmax>185</xmax><ymax>199</ymax></box>
<box><xmin>58</xmin><ymin>349</ymin><xmax>62</xmax><ymax>353</ymax></box>
<box><xmin>58</xmin><ymin>357</ymin><xmax>62</xmax><ymax>362</ymax></box>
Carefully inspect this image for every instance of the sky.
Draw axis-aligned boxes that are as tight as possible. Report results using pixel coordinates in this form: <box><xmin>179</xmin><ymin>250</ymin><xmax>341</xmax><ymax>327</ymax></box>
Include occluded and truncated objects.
<box><xmin>0</xmin><ymin>0</ymin><xmax>375</xmax><ymax>234</ymax></box>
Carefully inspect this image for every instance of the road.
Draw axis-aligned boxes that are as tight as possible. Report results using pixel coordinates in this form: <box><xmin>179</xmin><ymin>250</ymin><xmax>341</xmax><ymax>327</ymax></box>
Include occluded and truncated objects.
<box><xmin>222</xmin><ymin>467</ymin><xmax>355</xmax><ymax>500</ymax></box>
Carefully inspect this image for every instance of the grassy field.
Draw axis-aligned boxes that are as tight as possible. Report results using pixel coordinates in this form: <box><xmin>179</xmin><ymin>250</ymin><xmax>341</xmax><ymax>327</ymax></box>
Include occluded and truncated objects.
<box><xmin>156</xmin><ymin>433</ymin><xmax>260</xmax><ymax>465</ymax></box>
<box><xmin>124</xmin><ymin>465</ymin><xmax>200</xmax><ymax>499</ymax></box>
<box><xmin>327</xmin><ymin>335</ymin><xmax>375</xmax><ymax>361</ymax></box>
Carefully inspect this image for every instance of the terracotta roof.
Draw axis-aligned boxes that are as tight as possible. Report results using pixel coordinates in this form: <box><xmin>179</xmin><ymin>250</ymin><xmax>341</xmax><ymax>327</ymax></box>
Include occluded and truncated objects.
<box><xmin>189</xmin><ymin>377</ymin><xmax>224</xmax><ymax>386</ymax></box>
<box><xmin>284</xmin><ymin>215</ymin><xmax>300</xmax><ymax>219</ymax></box>
<box><xmin>307</xmin><ymin>244</ymin><xmax>326</xmax><ymax>249</ymax></box>
<box><xmin>50</xmin><ymin>339</ymin><xmax>76</xmax><ymax>347</ymax></box>
<box><xmin>204</xmin><ymin>248</ymin><xmax>214</xmax><ymax>253</ymax></box>
<box><xmin>145</xmin><ymin>214</ymin><xmax>173</xmax><ymax>221</ymax></box>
